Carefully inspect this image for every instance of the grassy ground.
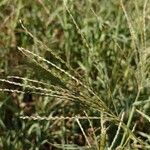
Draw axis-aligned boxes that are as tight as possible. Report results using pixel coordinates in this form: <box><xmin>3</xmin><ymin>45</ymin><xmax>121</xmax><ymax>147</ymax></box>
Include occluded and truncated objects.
<box><xmin>0</xmin><ymin>0</ymin><xmax>150</xmax><ymax>149</ymax></box>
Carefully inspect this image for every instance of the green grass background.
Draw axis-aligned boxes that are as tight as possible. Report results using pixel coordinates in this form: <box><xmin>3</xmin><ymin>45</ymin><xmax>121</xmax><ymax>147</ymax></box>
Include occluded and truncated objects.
<box><xmin>0</xmin><ymin>0</ymin><xmax>150</xmax><ymax>149</ymax></box>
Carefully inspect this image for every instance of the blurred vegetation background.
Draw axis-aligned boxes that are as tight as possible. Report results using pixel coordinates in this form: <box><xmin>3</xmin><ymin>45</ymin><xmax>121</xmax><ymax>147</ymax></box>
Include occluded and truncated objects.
<box><xmin>0</xmin><ymin>0</ymin><xmax>150</xmax><ymax>149</ymax></box>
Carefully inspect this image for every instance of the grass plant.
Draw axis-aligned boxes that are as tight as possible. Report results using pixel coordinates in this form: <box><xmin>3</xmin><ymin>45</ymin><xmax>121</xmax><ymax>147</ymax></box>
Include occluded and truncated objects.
<box><xmin>0</xmin><ymin>0</ymin><xmax>150</xmax><ymax>149</ymax></box>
